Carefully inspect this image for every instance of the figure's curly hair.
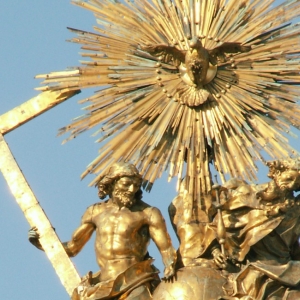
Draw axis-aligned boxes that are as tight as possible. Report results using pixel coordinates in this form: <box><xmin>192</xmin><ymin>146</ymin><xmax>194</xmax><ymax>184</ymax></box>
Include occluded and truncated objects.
<box><xmin>95</xmin><ymin>162</ymin><xmax>143</xmax><ymax>201</ymax></box>
<box><xmin>267</xmin><ymin>158</ymin><xmax>300</xmax><ymax>176</ymax></box>
<box><xmin>267</xmin><ymin>158</ymin><xmax>300</xmax><ymax>191</ymax></box>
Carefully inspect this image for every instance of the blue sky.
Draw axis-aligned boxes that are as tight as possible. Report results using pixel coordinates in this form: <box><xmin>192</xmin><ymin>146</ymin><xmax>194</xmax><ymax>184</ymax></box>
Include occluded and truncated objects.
<box><xmin>0</xmin><ymin>1</ymin><xmax>298</xmax><ymax>299</ymax></box>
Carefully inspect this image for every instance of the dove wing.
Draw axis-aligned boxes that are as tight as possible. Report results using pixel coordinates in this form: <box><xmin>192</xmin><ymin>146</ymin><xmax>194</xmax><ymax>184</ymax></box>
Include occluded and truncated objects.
<box><xmin>141</xmin><ymin>44</ymin><xmax>185</xmax><ymax>67</ymax></box>
<box><xmin>209</xmin><ymin>43</ymin><xmax>251</xmax><ymax>65</ymax></box>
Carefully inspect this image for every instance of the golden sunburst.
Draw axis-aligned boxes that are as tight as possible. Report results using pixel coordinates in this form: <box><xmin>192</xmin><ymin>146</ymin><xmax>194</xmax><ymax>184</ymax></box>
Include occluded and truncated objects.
<box><xmin>37</xmin><ymin>0</ymin><xmax>300</xmax><ymax>203</ymax></box>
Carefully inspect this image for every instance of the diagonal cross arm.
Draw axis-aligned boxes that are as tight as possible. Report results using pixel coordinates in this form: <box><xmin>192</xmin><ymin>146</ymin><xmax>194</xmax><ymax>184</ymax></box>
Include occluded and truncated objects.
<box><xmin>0</xmin><ymin>89</ymin><xmax>81</xmax><ymax>296</ymax></box>
<box><xmin>0</xmin><ymin>89</ymin><xmax>80</xmax><ymax>135</ymax></box>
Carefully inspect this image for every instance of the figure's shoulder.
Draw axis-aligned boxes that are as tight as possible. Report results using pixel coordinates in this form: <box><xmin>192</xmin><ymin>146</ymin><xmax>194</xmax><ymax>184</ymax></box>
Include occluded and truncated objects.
<box><xmin>133</xmin><ymin>200</ymin><xmax>159</xmax><ymax>214</ymax></box>
<box><xmin>141</xmin><ymin>204</ymin><xmax>164</xmax><ymax>221</ymax></box>
<box><xmin>93</xmin><ymin>200</ymin><xmax>112</xmax><ymax>213</ymax></box>
<box><xmin>134</xmin><ymin>199</ymin><xmax>151</xmax><ymax>210</ymax></box>
<box><xmin>82</xmin><ymin>200</ymin><xmax>110</xmax><ymax>222</ymax></box>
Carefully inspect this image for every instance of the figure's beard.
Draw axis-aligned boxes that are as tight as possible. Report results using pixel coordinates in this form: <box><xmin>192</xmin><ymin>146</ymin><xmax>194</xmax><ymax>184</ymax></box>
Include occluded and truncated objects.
<box><xmin>114</xmin><ymin>189</ymin><xmax>136</xmax><ymax>207</ymax></box>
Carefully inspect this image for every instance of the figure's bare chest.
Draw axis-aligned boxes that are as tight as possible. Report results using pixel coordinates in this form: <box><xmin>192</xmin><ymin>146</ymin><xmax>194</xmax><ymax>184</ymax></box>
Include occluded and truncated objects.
<box><xmin>94</xmin><ymin>208</ymin><xmax>147</xmax><ymax>236</ymax></box>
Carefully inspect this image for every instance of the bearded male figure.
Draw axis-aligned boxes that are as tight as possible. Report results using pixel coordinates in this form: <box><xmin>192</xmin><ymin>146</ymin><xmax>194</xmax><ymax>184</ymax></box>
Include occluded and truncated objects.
<box><xmin>217</xmin><ymin>158</ymin><xmax>300</xmax><ymax>300</ymax></box>
<box><xmin>29</xmin><ymin>162</ymin><xmax>176</xmax><ymax>300</ymax></box>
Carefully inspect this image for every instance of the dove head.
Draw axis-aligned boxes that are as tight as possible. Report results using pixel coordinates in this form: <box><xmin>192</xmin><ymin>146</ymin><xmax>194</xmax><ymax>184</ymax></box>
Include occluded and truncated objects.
<box><xmin>189</xmin><ymin>37</ymin><xmax>202</xmax><ymax>50</ymax></box>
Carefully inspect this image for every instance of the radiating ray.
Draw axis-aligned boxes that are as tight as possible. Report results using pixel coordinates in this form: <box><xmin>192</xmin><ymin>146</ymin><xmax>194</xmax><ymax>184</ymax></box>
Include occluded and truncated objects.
<box><xmin>36</xmin><ymin>0</ymin><xmax>300</xmax><ymax>206</ymax></box>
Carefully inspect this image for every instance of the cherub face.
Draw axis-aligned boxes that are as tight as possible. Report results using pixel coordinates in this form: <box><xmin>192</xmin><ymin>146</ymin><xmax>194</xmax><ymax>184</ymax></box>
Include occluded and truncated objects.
<box><xmin>274</xmin><ymin>169</ymin><xmax>300</xmax><ymax>191</ymax></box>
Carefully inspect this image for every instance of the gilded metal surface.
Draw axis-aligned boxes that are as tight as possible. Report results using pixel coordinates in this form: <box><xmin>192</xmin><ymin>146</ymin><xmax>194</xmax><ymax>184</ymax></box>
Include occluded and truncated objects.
<box><xmin>0</xmin><ymin>133</ymin><xmax>80</xmax><ymax>295</ymax></box>
<box><xmin>4</xmin><ymin>0</ymin><xmax>300</xmax><ymax>298</ymax></box>
<box><xmin>142</xmin><ymin>39</ymin><xmax>250</xmax><ymax>105</ymax></box>
<box><xmin>216</xmin><ymin>158</ymin><xmax>300</xmax><ymax>299</ymax></box>
<box><xmin>31</xmin><ymin>162</ymin><xmax>176</xmax><ymax>299</ymax></box>
<box><xmin>168</xmin><ymin>184</ymin><xmax>226</xmax><ymax>269</ymax></box>
<box><xmin>0</xmin><ymin>89</ymin><xmax>79</xmax><ymax>135</ymax></box>
<box><xmin>153</xmin><ymin>266</ymin><xmax>227</xmax><ymax>300</ymax></box>
<box><xmin>159</xmin><ymin>158</ymin><xmax>300</xmax><ymax>299</ymax></box>
<box><xmin>0</xmin><ymin>89</ymin><xmax>80</xmax><ymax>295</ymax></box>
<box><xmin>36</xmin><ymin>0</ymin><xmax>300</xmax><ymax>201</ymax></box>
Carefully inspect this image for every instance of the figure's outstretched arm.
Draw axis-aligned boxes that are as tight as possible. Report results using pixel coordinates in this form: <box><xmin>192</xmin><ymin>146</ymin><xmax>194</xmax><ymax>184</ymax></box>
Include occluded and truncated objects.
<box><xmin>29</xmin><ymin>206</ymin><xmax>96</xmax><ymax>257</ymax></box>
<box><xmin>62</xmin><ymin>206</ymin><xmax>96</xmax><ymax>257</ymax></box>
<box><xmin>148</xmin><ymin>207</ymin><xmax>177</xmax><ymax>279</ymax></box>
<box><xmin>62</xmin><ymin>222</ymin><xmax>95</xmax><ymax>257</ymax></box>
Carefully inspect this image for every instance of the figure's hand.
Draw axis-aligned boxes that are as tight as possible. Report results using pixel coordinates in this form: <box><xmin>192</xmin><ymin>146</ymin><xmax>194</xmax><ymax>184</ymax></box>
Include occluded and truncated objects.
<box><xmin>28</xmin><ymin>226</ymin><xmax>43</xmax><ymax>250</ymax></box>
<box><xmin>212</xmin><ymin>248</ymin><xmax>227</xmax><ymax>269</ymax></box>
<box><xmin>28</xmin><ymin>226</ymin><xmax>39</xmax><ymax>240</ymax></box>
<box><xmin>163</xmin><ymin>264</ymin><xmax>175</xmax><ymax>280</ymax></box>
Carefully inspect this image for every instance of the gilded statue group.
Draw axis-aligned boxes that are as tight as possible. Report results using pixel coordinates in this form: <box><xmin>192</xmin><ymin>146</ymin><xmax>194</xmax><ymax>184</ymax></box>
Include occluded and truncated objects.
<box><xmin>29</xmin><ymin>158</ymin><xmax>300</xmax><ymax>300</ymax></box>
<box><xmin>21</xmin><ymin>0</ymin><xmax>300</xmax><ymax>297</ymax></box>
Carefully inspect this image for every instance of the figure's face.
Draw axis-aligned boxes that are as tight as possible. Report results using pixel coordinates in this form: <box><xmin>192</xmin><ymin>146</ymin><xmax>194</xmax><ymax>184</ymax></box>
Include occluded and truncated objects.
<box><xmin>112</xmin><ymin>176</ymin><xmax>141</xmax><ymax>208</ymax></box>
<box><xmin>274</xmin><ymin>169</ymin><xmax>300</xmax><ymax>191</ymax></box>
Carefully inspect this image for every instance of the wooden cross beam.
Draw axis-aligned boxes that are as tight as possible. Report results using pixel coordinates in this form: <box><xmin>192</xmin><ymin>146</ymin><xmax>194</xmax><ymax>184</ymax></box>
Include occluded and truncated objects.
<box><xmin>0</xmin><ymin>89</ymin><xmax>81</xmax><ymax>296</ymax></box>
